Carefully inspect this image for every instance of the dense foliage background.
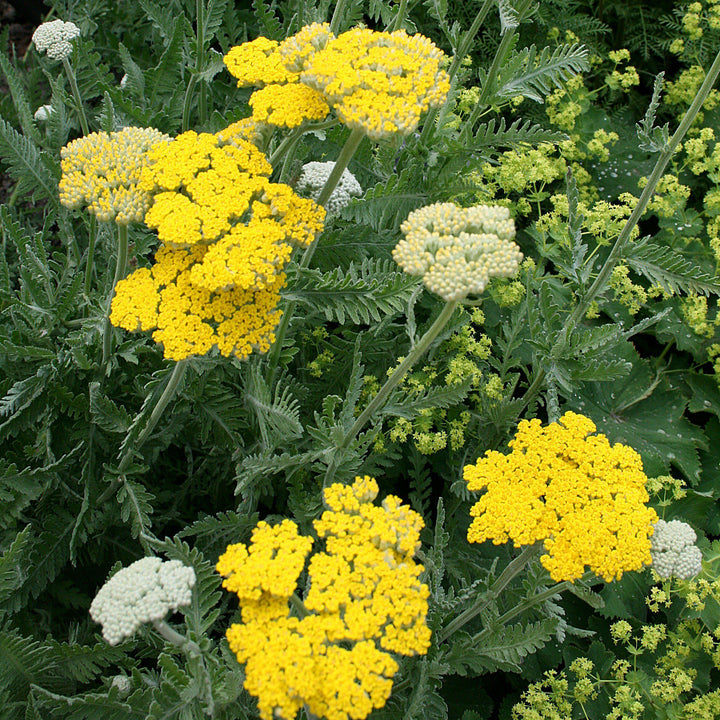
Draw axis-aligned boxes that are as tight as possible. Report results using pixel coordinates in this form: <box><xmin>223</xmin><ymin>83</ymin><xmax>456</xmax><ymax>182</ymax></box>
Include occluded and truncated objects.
<box><xmin>1</xmin><ymin>0</ymin><xmax>719</xmax><ymax>718</ymax></box>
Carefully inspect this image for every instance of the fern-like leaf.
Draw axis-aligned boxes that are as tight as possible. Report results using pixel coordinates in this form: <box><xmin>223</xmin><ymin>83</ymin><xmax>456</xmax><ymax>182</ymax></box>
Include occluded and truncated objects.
<box><xmin>624</xmin><ymin>238</ymin><xmax>720</xmax><ymax>296</ymax></box>
<box><xmin>116</xmin><ymin>479</ymin><xmax>155</xmax><ymax>541</ymax></box>
<box><xmin>0</xmin><ymin>118</ymin><xmax>59</xmax><ymax>206</ymax></box>
<box><xmin>484</xmin><ymin>43</ymin><xmax>590</xmax><ymax>104</ymax></box>
<box><xmin>0</xmin><ymin>527</ymin><xmax>31</xmax><ymax>614</ymax></box>
<box><xmin>286</xmin><ymin>259</ymin><xmax>418</xmax><ymax>325</ymax></box>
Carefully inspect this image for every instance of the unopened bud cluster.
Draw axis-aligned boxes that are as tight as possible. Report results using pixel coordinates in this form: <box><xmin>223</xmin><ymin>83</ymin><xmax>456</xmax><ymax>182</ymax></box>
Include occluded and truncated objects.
<box><xmin>32</xmin><ymin>20</ymin><xmax>81</xmax><ymax>60</ymax></box>
<box><xmin>650</xmin><ymin>519</ymin><xmax>703</xmax><ymax>579</ymax></box>
<box><xmin>89</xmin><ymin>557</ymin><xmax>196</xmax><ymax>645</ymax></box>
<box><xmin>295</xmin><ymin>161</ymin><xmax>363</xmax><ymax>214</ymax></box>
<box><xmin>393</xmin><ymin>203</ymin><xmax>522</xmax><ymax>300</ymax></box>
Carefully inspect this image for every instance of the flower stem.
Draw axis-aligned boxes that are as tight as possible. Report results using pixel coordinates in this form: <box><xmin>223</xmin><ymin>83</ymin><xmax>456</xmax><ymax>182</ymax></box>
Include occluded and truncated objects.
<box><xmin>266</xmin><ymin>128</ymin><xmax>365</xmax><ymax>382</ymax></box>
<box><xmin>153</xmin><ymin>620</ymin><xmax>202</xmax><ymax>656</ymax></box>
<box><xmin>437</xmin><ymin>543</ymin><xmax>542</xmax><ymax>644</ymax></box>
<box><xmin>62</xmin><ymin>56</ymin><xmax>89</xmax><ymax>136</ymax></box>
<box><xmin>83</xmin><ymin>216</ymin><xmax>98</xmax><ymax>297</ymax></box>
<box><xmin>329</xmin><ymin>0</ymin><xmax>348</xmax><ymax>35</ymax></box>
<box><xmin>323</xmin><ymin>299</ymin><xmax>459</xmax><ymax>486</ymax></box>
<box><xmin>117</xmin><ymin>359</ymin><xmax>189</xmax><ymax>476</ymax></box>
<box><xmin>195</xmin><ymin>0</ymin><xmax>207</xmax><ymax>126</ymax></box>
<box><xmin>101</xmin><ymin>222</ymin><xmax>129</xmax><ymax>369</ymax></box>
<box><xmin>389</xmin><ymin>0</ymin><xmax>409</xmax><ymax>31</ymax></box>
<box><xmin>419</xmin><ymin>0</ymin><xmax>494</xmax><ymax>145</ymax></box>
<box><xmin>462</xmin><ymin>24</ymin><xmax>516</xmax><ymax>139</ymax></box>
<box><xmin>518</xmin><ymin>48</ymin><xmax>720</xmax><ymax>414</ymax></box>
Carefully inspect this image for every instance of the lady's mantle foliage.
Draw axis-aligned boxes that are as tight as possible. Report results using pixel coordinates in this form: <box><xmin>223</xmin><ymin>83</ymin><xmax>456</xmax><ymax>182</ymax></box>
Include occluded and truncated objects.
<box><xmin>216</xmin><ymin>476</ymin><xmax>430</xmax><ymax>720</ymax></box>
<box><xmin>465</xmin><ymin>412</ymin><xmax>659</xmax><ymax>582</ymax></box>
<box><xmin>89</xmin><ymin>557</ymin><xmax>196</xmax><ymax>645</ymax></box>
<box><xmin>224</xmin><ymin>23</ymin><xmax>450</xmax><ymax>140</ymax></box>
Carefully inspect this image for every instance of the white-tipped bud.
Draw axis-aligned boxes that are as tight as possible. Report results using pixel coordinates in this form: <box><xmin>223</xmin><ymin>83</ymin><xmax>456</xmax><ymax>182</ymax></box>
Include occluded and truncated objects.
<box><xmin>32</xmin><ymin>20</ymin><xmax>81</xmax><ymax>60</ymax></box>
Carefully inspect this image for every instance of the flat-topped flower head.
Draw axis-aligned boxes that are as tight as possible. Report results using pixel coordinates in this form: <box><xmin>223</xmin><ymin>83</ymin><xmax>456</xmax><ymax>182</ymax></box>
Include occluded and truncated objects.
<box><xmin>301</xmin><ymin>28</ymin><xmax>450</xmax><ymax>139</ymax></box>
<box><xmin>216</xmin><ymin>476</ymin><xmax>430</xmax><ymax>720</ymax></box>
<box><xmin>32</xmin><ymin>19</ymin><xmax>81</xmax><ymax>60</ymax></box>
<box><xmin>139</xmin><ymin>130</ymin><xmax>272</xmax><ymax>247</ymax></box>
<box><xmin>278</xmin><ymin>22</ymin><xmax>334</xmax><ymax>73</ymax></box>
<box><xmin>224</xmin><ymin>36</ymin><xmax>298</xmax><ymax>87</ymax></box>
<box><xmin>249</xmin><ymin>83</ymin><xmax>330</xmax><ymax>128</ymax></box>
<box><xmin>138</xmin><ymin>128</ymin><xmax>324</xmax><ymax>294</ymax></box>
<box><xmin>110</xmin><ymin>245</ymin><xmax>285</xmax><ymax>360</ymax></box>
<box><xmin>59</xmin><ymin>127</ymin><xmax>171</xmax><ymax>224</ymax></box>
<box><xmin>464</xmin><ymin>412</ymin><xmax>659</xmax><ymax>582</ymax></box>
<box><xmin>296</xmin><ymin>161</ymin><xmax>363</xmax><ymax>214</ymax></box>
<box><xmin>89</xmin><ymin>557</ymin><xmax>196</xmax><ymax>645</ymax></box>
<box><xmin>393</xmin><ymin>202</ymin><xmax>522</xmax><ymax>300</ymax></box>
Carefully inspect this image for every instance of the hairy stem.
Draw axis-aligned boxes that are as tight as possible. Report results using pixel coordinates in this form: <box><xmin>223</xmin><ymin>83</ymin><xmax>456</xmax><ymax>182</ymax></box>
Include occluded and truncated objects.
<box><xmin>62</xmin><ymin>56</ymin><xmax>89</xmax><ymax>136</ymax></box>
<box><xmin>419</xmin><ymin>0</ymin><xmax>495</xmax><ymax>145</ymax></box>
<box><xmin>518</xmin><ymin>48</ymin><xmax>720</xmax><ymax>413</ymax></box>
<box><xmin>266</xmin><ymin>128</ymin><xmax>365</xmax><ymax>382</ymax></box>
<box><xmin>101</xmin><ymin>222</ymin><xmax>128</xmax><ymax>369</ymax></box>
<box><xmin>323</xmin><ymin>299</ymin><xmax>459</xmax><ymax>487</ymax></box>
<box><xmin>329</xmin><ymin>0</ymin><xmax>348</xmax><ymax>35</ymax></box>
<box><xmin>438</xmin><ymin>543</ymin><xmax>542</xmax><ymax>643</ymax></box>
<box><xmin>389</xmin><ymin>0</ymin><xmax>409</xmax><ymax>31</ymax></box>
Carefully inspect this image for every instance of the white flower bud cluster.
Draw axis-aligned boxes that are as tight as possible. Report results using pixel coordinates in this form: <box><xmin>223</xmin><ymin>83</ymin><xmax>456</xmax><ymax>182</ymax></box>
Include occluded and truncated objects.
<box><xmin>650</xmin><ymin>519</ymin><xmax>703</xmax><ymax>579</ymax></box>
<box><xmin>295</xmin><ymin>161</ymin><xmax>363</xmax><ymax>214</ymax></box>
<box><xmin>393</xmin><ymin>202</ymin><xmax>522</xmax><ymax>301</ymax></box>
<box><xmin>89</xmin><ymin>557</ymin><xmax>196</xmax><ymax>645</ymax></box>
<box><xmin>32</xmin><ymin>20</ymin><xmax>81</xmax><ymax>60</ymax></box>
<box><xmin>34</xmin><ymin>104</ymin><xmax>54</xmax><ymax>122</ymax></box>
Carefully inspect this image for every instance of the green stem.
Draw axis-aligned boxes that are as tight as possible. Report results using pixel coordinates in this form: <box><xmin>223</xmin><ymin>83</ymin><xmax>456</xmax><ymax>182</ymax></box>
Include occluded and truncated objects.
<box><xmin>62</xmin><ymin>56</ymin><xmax>89</xmax><ymax>136</ymax></box>
<box><xmin>84</xmin><ymin>216</ymin><xmax>98</xmax><ymax>297</ymax></box>
<box><xmin>463</xmin><ymin>25</ymin><xmax>517</xmax><ymax>139</ymax></box>
<box><xmin>195</xmin><ymin>0</ymin><xmax>207</xmax><ymax>126</ymax></box>
<box><xmin>101</xmin><ymin>222</ymin><xmax>129</xmax><ymax>368</ymax></box>
<box><xmin>518</xmin><ymin>48</ymin><xmax>720</xmax><ymax>414</ymax></box>
<box><xmin>419</xmin><ymin>0</ymin><xmax>494</xmax><ymax>145</ymax></box>
<box><xmin>389</xmin><ymin>0</ymin><xmax>409</xmax><ymax>31</ymax></box>
<box><xmin>152</xmin><ymin>620</ymin><xmax>202</xmax><ymax>656</ymax></box>
<box><xmin>266</xmin><ymin>128</ymin><xmax>365</xmax><ymax>381</ymax></box>
<box><xmin>323</xmin><ymin>299</ymin><xmax>459</xmax><ymax>486</ymax></box>
<box><xmin>477</xmin><ymin>581</ymin><xmax>572</xmax><ymax>639</ymax></box>
<box><xmin>181</xmin><ymin>76</ymin><xmax>199</xmax><ymax>132</ymax></box>
<box><xmin>437</xmin><ymin>543</ymin><xmax>541</xmax><ymax>644</ymax></box>
<box><xmin>329</xmin><ymin>0</ymin><xmax>348</xmax><ymax>35</ymax></box>
<box><xmin>117</xmin><ymin>359</ymin><xmax>189</xmax><ymax>476</ymax></box>
<box><xmin>269</xmin><ymin>127</ymin><xmax>304</xmax><ymax>168</ymax></box>
<box><xmin>315</xmin><ymin>128</ymin><xmax>364</xmax><ymax>209</ymax></box>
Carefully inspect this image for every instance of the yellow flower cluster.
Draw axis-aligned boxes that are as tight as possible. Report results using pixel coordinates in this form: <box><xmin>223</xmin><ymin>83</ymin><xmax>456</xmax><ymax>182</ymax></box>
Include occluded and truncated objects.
<box><xmin>59</xmin><ymin>127</ymin><xmax>170</xmax><ymax>224</ymax></box>
<box><xmin>109</xmin><ymin>245</ymin><xmax>284</xmax><ymax>360</ymax></box>
<box><xmin>224</xmin><ymin>30</ymin><xmax>330</xmax><ymax>129</ymax></box>
<box><xmin>301</xmin><ymin>28</ymin><xmax>450</xmax><ymax>140</ymax></box>
<box><xmin>224</xmin><ymin>24</ymin><xmax>449</xmax><ymax>139</ymax></box>
<box><xmin>110</xmin><ymin>127</ymin><xmax>325</xmax><ymax>359</ymax></box>
<box><xmin>216</xmin><ymin>476</ymin><xmax>430</xmax><ymax>720</ymax></box>
<box><xmin>393</xmin><ymin>202</ymin><xmax>522</xmax><ymax>300</ymax></box>
<box><xmin>464</xmin><ymin>412</ymin><xmax>659</xmax><ymax>582</ymax></box>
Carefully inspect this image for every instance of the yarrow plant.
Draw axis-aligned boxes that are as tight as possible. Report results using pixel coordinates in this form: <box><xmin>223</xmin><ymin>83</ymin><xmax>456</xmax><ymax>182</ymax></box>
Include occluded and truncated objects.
<box><xmin>464</xmin><ymin>412</ymin><xmax>659</xmax><ymax>582</ymax></box>
<box><xmin>5</xmin><ymin>1</ymin><xmax>720</xmax><ymax>719</ymax></box>
<box><xmin>216</xmin><ymin>476</ymin><xmax>430</xmax><ymax>720</ymax></box>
